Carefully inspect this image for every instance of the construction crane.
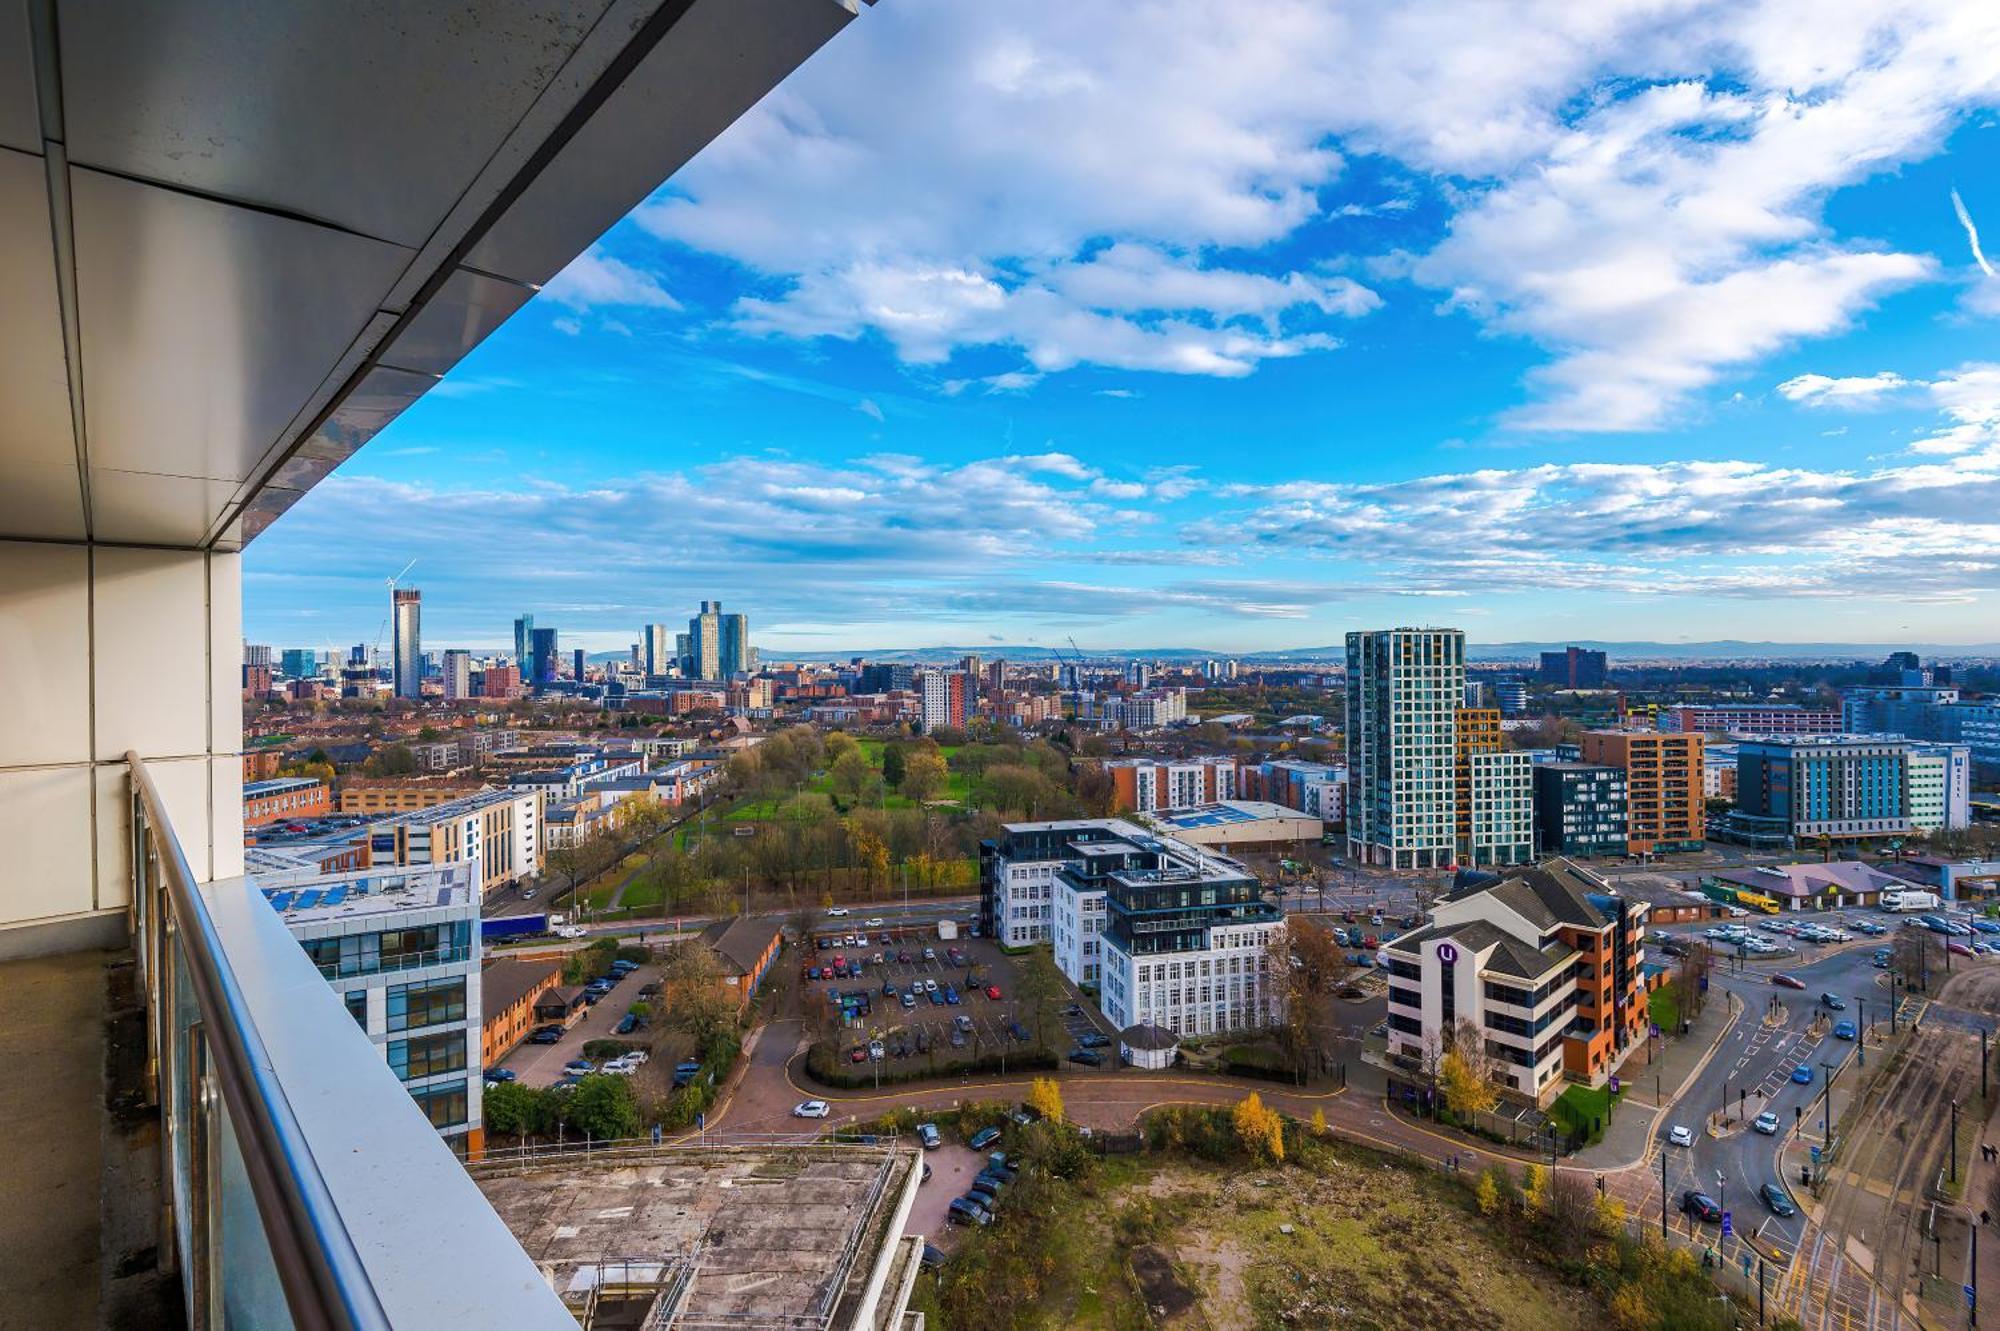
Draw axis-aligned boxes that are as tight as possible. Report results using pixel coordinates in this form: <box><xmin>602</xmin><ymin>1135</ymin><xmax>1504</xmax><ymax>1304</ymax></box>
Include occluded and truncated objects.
<box><xmin>1060</xmin><ymin>635</ymin><xmax>1089</xmax><ymax>721</ymax></box>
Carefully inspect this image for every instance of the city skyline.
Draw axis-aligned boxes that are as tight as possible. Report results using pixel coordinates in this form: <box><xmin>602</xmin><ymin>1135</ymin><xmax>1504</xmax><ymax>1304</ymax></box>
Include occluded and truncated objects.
<box><xmin>245</xmin><ymin>3</ymin><xmax>2000</xmax><ymax>652</ymax></box>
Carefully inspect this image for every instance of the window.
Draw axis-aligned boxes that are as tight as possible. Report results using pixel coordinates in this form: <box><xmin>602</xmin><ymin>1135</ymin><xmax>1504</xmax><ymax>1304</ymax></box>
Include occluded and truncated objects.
<box><xmin>386</xmin><ymin>977</ymin><xmax>466</xmax><ymax>1033</ymax></box>
<box><xmin>388</xmin><ymin>1032</ymin><xmax>466</xmax><ymax>1082</ymax></box>
<box><xmin>343</xmin><ymin>990</ymin><xmax>368</xmax><ymax>1028</ymax></box>
<box><xmin>410</xmin><ymin>1080</ymin><xmax>468</xmax><ymax>1130</ymax></box>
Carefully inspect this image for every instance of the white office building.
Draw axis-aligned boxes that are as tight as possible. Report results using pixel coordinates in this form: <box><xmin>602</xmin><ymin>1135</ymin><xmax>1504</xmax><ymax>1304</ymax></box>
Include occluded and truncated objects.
<box><xmin>258</xmin><ymin>861</ymin><xmax>485</xmax><ymax>1155</ymax></box>
<box><xmin>1908</xmin><ymin>742</ymin><xmax>1972</xmax><ymax>832</ymax></box>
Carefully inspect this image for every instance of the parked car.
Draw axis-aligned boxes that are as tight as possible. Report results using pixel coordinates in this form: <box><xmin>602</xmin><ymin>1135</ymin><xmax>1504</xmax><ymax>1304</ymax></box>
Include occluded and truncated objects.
<box><xmin>614</xmin><ymin>1013</ymin><xmax>640</xmax><ymax>1035</ymax></box>
<box><xmin>1680</xmin><ymin>1190</ymin><xmax>1723</xmax><ymax>1223</ymax></box>
<box><xmin>1008</xmin><ymin>1021</ymin><xmax>1030</xmax><ymax>1042</ymax></box>
<box><xmin>966</xmin><ymin>1186</ymin><xmax>998</xmax><ymax>1210</ymax></box>
<box><xmin>902</xmin><ymin>992</ymin><xmax>916</xmax><ymax>1010</ymax></box>
<box><xmin>529</xmin><ymin>1026</ymin><xmax>564</xmax><ymax>1045</ymax></box>
<box><xmin>1078</xmin><ymin>1032</ymin><xmax>1112</xmax><ymax>1049</ymax></box>
<box><xmin>944</xmin><ymin>986</ymin><xmax>961</xmax><ymax>1005</ymax></box>
<box><xmin>968</xmin><ymin>1126</ymin><xmax>1003</xmax><ymax>1150</ymax></box>
<box><xmin>563</xmin><ymin>1059</ymin><xmax>595</xmax><ymax>1075</ymax></box>
<box><xmin>986</xmin><ymin>985</ymin><xmax>1003</xmax><ymax>1001</ymax></box>
<box><xmin>1753</xmin><ymin>1111</ymin><xmax>1780</xmax><ymax>1135</ymax></box>
<box><xmin>947</xmin><ymin>1199</ymin><xmax>992</xmax><ymax>1227</ymax></box>
<box><xmin>1760</xmin><ymin>1183</ymin><xmax>1798</xmax><ymax>1217</ymax></box>
<box><xmin>920</xmin><ymin>1243</ymin><xmax>946</xmax><ymax>1270</ymax></box>
<box><xmin>1951</xmin><ymin>941</ymin><xmax>1976</xmax><ymax>957</ymax></box>
<box><xmin>1068</xmin><ymin>1048</ymin><xmax>1105</xmax><ymax>1066</ymax></box>
<box><xmin>923</xmin><ymin>948</ymin><xmax>937</xmax><ymax>962</ymax></box>
<box><xmin>485</xmin><ymin>1067</ymin><xmax>517</xmax><ymax>1084</ymax></box>
<box><xmin>1772</xmin><ymin>973</ymin><xmax>1807</xmax><ymax>990</ymax></box>
<box><xmin>924</xmin><ymin>978</ymin><xmax>939</xmax><ymax>993</ymax></box>
<box><xmin>793</xmin><ymin>1099</ymin><xmax>831</xmax><ymax>1118</ymax></box>
<box><xmin>866</xmin><ymin>917</ymin><xmax>885</xmax><ymax>927</ymax></box>
<box><xmin>672</xmin><ymin>1061</ymin><xmax>702</xmax><ymax>1088</ymax></box>
<box><xmin>949</xmin><ymin>1029</ymin><xmax>967</xmax><ymax>1048</ymax></box>
<box><xmin>918</xmin><ymin>1122</ymin><xmax>941</xmax><ymax>1149</ymax></box>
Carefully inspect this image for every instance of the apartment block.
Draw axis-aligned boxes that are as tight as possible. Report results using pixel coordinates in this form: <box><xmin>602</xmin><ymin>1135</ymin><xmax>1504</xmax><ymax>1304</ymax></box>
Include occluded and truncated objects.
<box><xmin>1531</xmin><ymin>763</ymin><xmax>1629</xmax><ymax>858</ymax></box>
<box><xmin>1455</xmin><ymin>706</ymin><xmax>1501</xmax><ymax>855</ymax></box>
<box><xmin>367</xmin><ymin>788</ymin><xmax>544</xmax><ymax>894</ymax></box>
<box><xmin>243</xmin><ymin>776</ymin><xmax>332</xmax><ymax>827</ymax></box>
<box><xmin>1580</xmin><ymin>730</ymin><xmax>1704</xmax><ymax>856</ymax></box>
<box><xmin>1105</xmin><ymin>755</ymin><xmax>1238</xmax><ymax>813</ymax></box>
<box><xmin>1908</xmin><ymin>742</ymin><xmax>1972</xmax><ymax>832</ymax></box>
<box><xmin>1384</xmin><ymin>861</ymin><xmax>1649</xmax><ymax>1105</ymax></box>
<box><xmin>1346</xmin><ymin>628</ymin><xmax>1465</xmax><ymax>869</ymax></box>
<box><xmin>1662</xmin><ymin>703</ymin><xmax>1840</xmax><ymax>736</ymax></box>
<box><xmin>1464</xmin><ymin>751</ymin><xmax>1536</xmax><ymax>866</ymax></box>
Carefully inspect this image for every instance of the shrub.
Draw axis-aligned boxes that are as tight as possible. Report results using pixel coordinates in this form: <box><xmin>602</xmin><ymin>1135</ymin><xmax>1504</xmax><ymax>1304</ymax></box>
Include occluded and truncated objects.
<box><xmin>1475</xmin><ymin>1169</ymin><xmax>1501</xmax><ymax>1216</ymax></box>
<box><xmin>1026</xmin><ymin>1077</ymin><xmax>1065</xmax><ymax>1124</ymax></box>
<box><xmin>1232</xmin><ymin>1093</ymin><xmax>1285</xmax><ymax>1163</ymax></box>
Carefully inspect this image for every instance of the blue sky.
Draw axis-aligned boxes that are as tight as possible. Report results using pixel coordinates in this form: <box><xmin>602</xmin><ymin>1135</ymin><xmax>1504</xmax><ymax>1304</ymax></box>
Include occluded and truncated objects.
<box><xmin>246</xmin><ymin>2</ymin><xmax>2000</xmax><ymax>657</ymax></box>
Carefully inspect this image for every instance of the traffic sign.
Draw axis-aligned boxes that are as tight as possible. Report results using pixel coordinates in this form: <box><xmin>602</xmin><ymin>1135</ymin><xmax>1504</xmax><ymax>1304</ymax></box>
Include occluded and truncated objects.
<box><xmin>1721</xmin><ymin>1211</ymin><xmax>1733</xmax><ymax>1238</ymax></box>
<box><xmin>1742</xmin><ymin>1254</ymin><xmax>1754</xmax><ymax>1277</ymax></box>
<box><xmin>1650</xmin><ymin>1022</ymin><xmax>1661</xmax><ymax>1038</ymax></box>
<box><xmin>1609</xmin><ymin>1076</ymin><xmax>1621</xmax><ymax>1094</ymax></box>
<box><xmin>1810</xmin><ymin>1144</ymin><xmax>1822</xmax><ymax>1163</ymax></box>
<box><xmin>1966</xmin><ymin>1284</ymin><xmax>1977</xmax><ymax>1308</ymax></box>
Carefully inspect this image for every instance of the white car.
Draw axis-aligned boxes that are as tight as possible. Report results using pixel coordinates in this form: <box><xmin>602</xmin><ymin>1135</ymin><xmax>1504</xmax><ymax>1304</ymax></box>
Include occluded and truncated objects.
<box><xmin>1669</xmin><ymin>1125</ymin><xmax>1694</xmax><ymax>1147</ymax></box>
<box><xmin>827</xmin><ymin>907</ymin><xmax>850</xmax><ymax>917</ymax></box>
<box><xmin>553</xmin><ymin>925</ymin><xmax>587</xmax><ymax>940</ymax></box>
<box><xmin>924</xmin><ymin>978</ymin><xmax>938</xmax><ymax>993</ymax></box>
<box><xmin>621</xmin><ymin>1049</ymin><xmax>649</xmax><ymax>1065</ymax></box>
<box><xmin>793</xmin><ymin>1099</ymin><xmax>831</xmax><ymax>1118</ymax></box>
<box><xmin>866</xmin><ymin>917</ymin><xmax>885</xmax><ymax>927</ymax></box>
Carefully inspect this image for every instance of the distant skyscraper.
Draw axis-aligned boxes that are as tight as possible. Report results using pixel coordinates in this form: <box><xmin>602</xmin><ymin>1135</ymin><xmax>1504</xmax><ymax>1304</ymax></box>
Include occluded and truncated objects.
<box><xmin>391</xmin><ymin>588</ymin><xmax>422</xmax><ymax>699</ymax></box>
<box><xmin>642</xmin><ymin>623</ymin><xmax>673</xmax><ymax>677</ymax></box>
<box><xmin>529</xmin><ymin>627</ymin><xmax>558</xmax><ymax>687</ymax></box>
<box><xmin>281</xmin><ymin>647</ymin><xmax>318</xmax><ymax>679</ymax></box>
<box><xmin>1538</xmin><ymin>646</ymin><xmax>1608</xmax><ymax>688</ymax></box>
<box><xmin>513</xmin><ymin>614</ymin><xmax>534</xmax><ymax>668</ymax></box>
<box><xmin>572</xmin><ymin>648</ymin><xmax>586</xmax><ymax>682</ymax></box>
<box><xmin>244</xmin><ymin>643</ymin><xmax>274</xmax><ymax>668</ymax></box>
<box><xmin>1345</xmin><ymin>628</ymin><xmax>1465</xmax><ymax>869</ymax></box>
<box><xmin>442</xmin><ymin>649</ymin><xmax>471</xmax><ymax>701</ymax></box>
<box><xmin>684</xmin><ymin>600</ymin><xmax>751</xmax><ymax>680</ymax></box>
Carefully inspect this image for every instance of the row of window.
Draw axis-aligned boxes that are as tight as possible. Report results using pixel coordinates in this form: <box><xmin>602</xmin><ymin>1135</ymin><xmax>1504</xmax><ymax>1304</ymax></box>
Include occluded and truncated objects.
<box><xmin>300</xmin><ymin>922</ymin><xmax>473</xmax><ymax>979</ymax></box>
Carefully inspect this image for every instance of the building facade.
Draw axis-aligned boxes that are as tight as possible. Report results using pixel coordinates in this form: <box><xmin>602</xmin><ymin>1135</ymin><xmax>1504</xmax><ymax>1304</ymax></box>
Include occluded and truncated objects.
<box><xmin>261</xmin><ymin>862</ymin><xmax>486</xmax><ymax>1156</ymax></box>
<box><xmin>442</xmin><ymin>649</ymin><xmax>472</xmax><ymax>701</ymax></box>
<box><xmin>528</xmin><ymin>627</ymin><xmax>558</xmax><ymax>688</ymax></box>
<box><xmin>1662</xmin><ymin>704</ymin><xmax>1840</xmax><ymax>736</ymax></box>
<box><xmin>1346</xmin><ymin>628</ymin><xmax>1464</xmax><ymax>869</ymax></box>
<box><xmin>1907</xmin><ymin>742</ymin><xmax>1972</xmax><ymax>832</ymax></box>
<box><xmin>1105</xmin><ymin>755</ymin><xmax>1239</xmax><ymax>813</ymax></box>
<box><xmin>243</xmin><ymin>776</ymin><xmax>332</xmax><ymax>826</ymax></box>
<box><xmin>1580</xmin><ymin>730</ymin><xmax>1704</xmax><ymax>856</ymax></box>
<box><xmin>1464</xmin><ymin>751</ymin><xmax>1536</xmax><ymax>866</ymax></box>
<box><xmin>1531</xmin><ymin>763</ymin><xmax>1629</xmax><ymax>858</ymax></box>
<box><xmin>369</xmin><ymin>787</ymin><xmax>544</xmax><ymax>893</ymax></box>
<box><xmin>1538</xmin><ymin>647</ymin><xmax>1608</xmax><ymax>689</ymax></box>
<box><xmin>1734</xmin><ymin>735</ymin><xmax>1912</xmax><ymax>845</ymax></box>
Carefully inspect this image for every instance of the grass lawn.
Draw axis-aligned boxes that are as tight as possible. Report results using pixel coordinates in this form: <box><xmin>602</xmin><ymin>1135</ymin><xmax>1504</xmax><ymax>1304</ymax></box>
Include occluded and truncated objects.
<box><xmin>1550</xmin><ymin>1083</ymin><xmax>1616</xmax><ymax>1143</ymax></box>
<box><xmin>1649</xmin><ymin>985</ymin><xmax>1682</xmax><ymax>1033</ymax></box>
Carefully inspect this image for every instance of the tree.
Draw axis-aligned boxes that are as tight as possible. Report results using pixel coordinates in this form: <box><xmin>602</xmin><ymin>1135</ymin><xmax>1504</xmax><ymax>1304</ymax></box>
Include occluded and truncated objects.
<box><xmin>1522</xmin><ymin>1162</ymin><xmax>1547</xmax><ymax>1214</ymax></box>
<box><xmin>1475</xmin><ymin>1169</ymin><xmax>1501</xmax><ymax>1216</ymax></box>
<box><xmin>1015</xmin><ymin>944</ymin><xmax>1064</xmax><ymax>1047</ymax></box>
<box><xmin>1676</xmin><ymin>943</ymin><xmax>1713</xmax><ymax>1020</ymax></box>
<box><xmin>881</xmin><ymin>742</ymin><xmax>907</xmax><ymax>788</ymax></box>
<box><xmin>1439</xmin><ymin>1017</ymin><xmax>1500</xmax><ymax>1118</ymax></box>
<box><xmin>1026</xmin><ymin>1077</ymin><xmax>1065</xmax><ymax>1124</ymax></box>
<box><xmin>1544</xmin><ymin>1170</ymin><xmax>1599</xmax><ymax>1247</ymax></box>
<box><xmin>830</xmin><ymin>747</ymin><xmax>873</xmax><ymax>805</ymax></box>
<box><xmin>652</xmin><ymin>940</ymin><xmax>735</xmax><ymax>1051</ymax></box>
<box><xmin>482</xmin><ymin>1081</ymin><xmax>541</xmax><ymax>1137</ymax></box>
<box><xmin>563</xmin><ymin>1074</ymin><xmax>640</xmax><ymax>1140</ymax></box>
<box><xmin>901</xmin><ymin>748</ymin><xmax>949</xmax><ymax>804</ymax></box>
<box><xmin>361</xmin><ymin>743</ymin><xmax>417</xmax><ymax>777</ymax></box>
<box><xmin>1231</xmin><ymin>1092</ymin><xmax>1285</xmax><ymax>1163</ymax></box>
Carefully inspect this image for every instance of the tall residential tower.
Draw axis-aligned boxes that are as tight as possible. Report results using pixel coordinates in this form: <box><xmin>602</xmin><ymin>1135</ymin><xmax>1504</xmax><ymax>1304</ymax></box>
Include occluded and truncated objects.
<box><xmin>391</xmin><ymin>587</ymin><xmax>422</xmax><ymax>699</ymax></box>
<box><xmin>1346</xmin><ymin>628</ymin><xmax>1465</xmax><ymax>869</ymax></box>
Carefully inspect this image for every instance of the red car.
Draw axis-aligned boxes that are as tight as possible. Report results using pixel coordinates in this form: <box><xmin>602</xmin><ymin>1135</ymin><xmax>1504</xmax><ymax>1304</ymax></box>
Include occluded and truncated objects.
<box><xmin>1772</xmin><ymin>973</ymin><xmax>1807</xmax><ymax>990</ymax></box>
<box><xmin>985</xmin><ymin>985</ymin><xmax>1002</xmax><ymax>1001</ymax></box>
<box><xmin>849</xmin><ymin>1047</ymin><xmax>867</xmax><ymax>1063</ymax></box>
<box><xmin>1949</xmin><ymin>942</ymin><xmax>1976</xmax><ymax>958</ymax></box>
<box><xmin>1362</xmin><ymin>934</ymin><xmax>1379</xmax><ymax>949</ymax></box>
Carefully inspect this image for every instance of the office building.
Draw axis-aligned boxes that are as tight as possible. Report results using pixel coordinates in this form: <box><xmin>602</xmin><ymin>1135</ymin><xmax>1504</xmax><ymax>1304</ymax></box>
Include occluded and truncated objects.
<box><xmin>1538</xmin><ymin>647</ymin><xmax>1607</xmax><ymax>689</ymax></box>
<box><xmin>642</xmin><ymin>622</ymin><xmax>673</xmax><ymax>677</ymax></box>
<box><xmin>1662</xmin><ymin>703</ymin><xmax>1840</xmax><ymax>736</ymax></box>
<box><xmin>1732</xmin><ymin>735</ymin><xmax>1912</xmax><ymax>846</ymax></box>
<box><xmin>683</xmin><ymin>599</ymin><xmax>750</xmax><ymax>680</ymax></box>
<box><xmin>1580</xmin><ymin>731</ymin><xmax>1704</xmax><ymax>856</ymax></box>
<box><xmin>571</xmin><ymin>647</ymin><xmax>585</xmax><ymax>682</ymax></box>
<box><xmin>857</xmin><ymin>662</ymin><xmax>915</xmax><ymax>693</ymax></box>
<box><xmin>528</xmin><ymin>627</ymin><xmax>559</xmax><ymax>688</ymax></box>
<box><xmin>480</xmin><ymin>958</ymin><xmax>564</xmax><ymax>1068</ymax></box>
<box><xmin>391</xmin><ymin>587</ymin><xmax>422</xmax><ymax>699</ymax></box>
<box><xmin>0</xmin><ymin>5</ymin><xmax>879</xmax><ymax>1325</ymax></box>
<box><xmin>1532</xmin><ymin>763</ymin><xmax>1629</xmax><ymax>858</ymax></box>
<box><xmin>441</xmin><ymin>649</ymin><xmax>472</xmax><ymax>701</ymax></box>
<box><xmin>1346</xmin><ymin>628</ymin><xmax>1465</xmax><ymax>869</ymax></box>
<box><xmin>261</xmin><ymin>862</ymin><xmax>485</xmax><ymax>1156</ymax></box>
<box><xmin>1908</xmin><ymin>742</ymin><xmax>1972</xmax><ymax>832</ymax></box>
<box><xmin>513</xmin><ymin>614</ymin><xmax>534</xmax><ymax>670</ymax></box>
<box><xmin>1384</xmin><ymin>861</ymin><xmax>1649</xmax><ymax>1104</ymax></box>
<box><xmin>281</xmin><ymin>647</ymin><xmax>318</xmax><ymax>679</ymax></box>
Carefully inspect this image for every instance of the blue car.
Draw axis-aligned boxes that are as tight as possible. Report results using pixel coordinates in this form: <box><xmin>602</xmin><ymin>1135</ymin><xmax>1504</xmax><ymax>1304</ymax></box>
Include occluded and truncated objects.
<box><xmin>1791</xmin><ymin>1064</ymin><xmax>1814</xmax><ymax>1084</ymax></box>
<box><xmin>1833</xmin><ymin>1020</ymin><xmax>1857</xmax><ymax>1040</ymax></box>
<box><xmin>944</xmin><ymin>986</ymin><xmax>961</xmax><ymax>1005</ymax></box>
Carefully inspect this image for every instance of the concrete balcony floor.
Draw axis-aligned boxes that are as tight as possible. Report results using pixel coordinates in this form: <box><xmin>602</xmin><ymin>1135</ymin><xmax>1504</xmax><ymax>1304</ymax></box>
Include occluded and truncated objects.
<box><xmin>0</xmin><ymin>950</ymin><xmax>109</xmax><ymax>1327</ymax></box>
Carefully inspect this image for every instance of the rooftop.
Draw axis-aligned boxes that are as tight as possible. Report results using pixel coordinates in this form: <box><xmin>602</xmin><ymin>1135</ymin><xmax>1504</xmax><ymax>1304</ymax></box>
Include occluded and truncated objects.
<box><xmin>256</xmin><ymin>862</ymin><xmax>476</xmax><ymax>923</ymax></box>
<box><xmin>1156</xmin><ymin>800</ymin><xmax>1318</xmax><ymax>829</ymax></box>
<box><xmin>471</xmin><ymin>1144</ymin><xmax>918</xmax><ymax>1331</ymax></box>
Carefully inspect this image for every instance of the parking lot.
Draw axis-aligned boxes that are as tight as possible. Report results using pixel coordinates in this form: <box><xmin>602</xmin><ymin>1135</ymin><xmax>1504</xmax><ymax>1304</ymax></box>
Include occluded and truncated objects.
<box><xmin>496</xmin><ymin>960</ymin><xmax>663</xmax><ymax>1089</ymax></box>
<box><xmin>803</xmin><ymin>925</ymin><xmax>1117</xmax><ymax>1072</ymax></box>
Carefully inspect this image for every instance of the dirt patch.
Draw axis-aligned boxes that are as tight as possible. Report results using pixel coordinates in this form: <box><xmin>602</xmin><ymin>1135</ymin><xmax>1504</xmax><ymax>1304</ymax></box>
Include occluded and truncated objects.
<box><xmin>1129</xmin><ymin>1243</ymin><xmax>1198</xmax><ymax>1323</ymax></box>
<box><xmin>1180</xmin><ymin>1230</ymin><xmax>1251</xmax><ymax>1328</ymax></box>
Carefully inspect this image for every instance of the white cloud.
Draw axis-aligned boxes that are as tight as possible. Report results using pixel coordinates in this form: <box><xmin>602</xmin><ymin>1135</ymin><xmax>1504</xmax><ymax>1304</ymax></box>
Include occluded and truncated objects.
<box><xmin>855</xmin><ymin>398</ymin><xmax>885</xmax><ymax>422</ymax></box>
<box><xmin>541</xmin><ymin>248</ymin><xmax>682</xmax><ymax>312</ymax></box>
<box><xmin>638</xmin><ymin>1</ymin><xmax>2000</xmax><ymax>422</ymax></box>
<box><xmin>550</xmin><ymin>316</ymin><xmax>582</xmax><ymax>336</ymax></box>
<box><xmin>1776</xmin><ymin>372</ymin><xmax>1914</xmax><ymax>407</ymax></box>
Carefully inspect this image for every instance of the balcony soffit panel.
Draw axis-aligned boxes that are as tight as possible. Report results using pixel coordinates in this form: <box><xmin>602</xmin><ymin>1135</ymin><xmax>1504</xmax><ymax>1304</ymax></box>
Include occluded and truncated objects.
<box><xmin>0</xmin><ymin>146</ymin><xmax>75</xmax><ymax>471</ymax></box>
<box><xmin>70</xmin><ymin>165</ymin><xmax>416</xmax><ymax>484</ymax></box>
<box><xmin>0</xmin><ymin>1</ymin><xmax>36</xmax><ymax>153</ymax></box>
<box><xmin>88</xmin><ymin>469</ymin><xmax>239</xmax><ymax>547</ymax></box>
<box><xmin>56</xmin><ymin>0</ymin><xmax>616</xmax><ymax>250</ymax></box>
<box><xmin>380</xmin><ymin>268</ymin><xmax>534</xmax><ymax>377</ymax></box>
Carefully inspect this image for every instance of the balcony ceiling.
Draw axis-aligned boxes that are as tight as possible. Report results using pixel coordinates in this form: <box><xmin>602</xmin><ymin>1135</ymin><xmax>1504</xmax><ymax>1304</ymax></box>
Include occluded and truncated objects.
<box><xmin>0</xmin><ymin>0</ymin><xmax>862</xmax><ymax>550</ymax></box>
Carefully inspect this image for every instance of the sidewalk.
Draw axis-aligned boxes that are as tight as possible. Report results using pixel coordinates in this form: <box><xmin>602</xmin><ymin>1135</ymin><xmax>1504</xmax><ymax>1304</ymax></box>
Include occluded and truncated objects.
<box><xmin>1574</xmin><ymin>987</ymin><xmax>1740</xmax><ymax>1170</ymax></box>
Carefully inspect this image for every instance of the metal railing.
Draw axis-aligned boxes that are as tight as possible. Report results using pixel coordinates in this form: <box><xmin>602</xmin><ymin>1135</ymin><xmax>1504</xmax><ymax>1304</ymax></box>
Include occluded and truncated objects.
<box><xmin>129</xmin><ymin>753</ymin><xmax>390</xmax><ymax>1331</ymax></box>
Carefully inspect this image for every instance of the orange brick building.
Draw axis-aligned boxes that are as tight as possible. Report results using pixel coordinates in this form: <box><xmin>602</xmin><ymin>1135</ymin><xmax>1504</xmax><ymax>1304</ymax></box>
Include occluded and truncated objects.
<box><xmin>479</xmin><ymin>958</ymin><xmax>564</xmax><ymax>1066</ymax></box>
<box><xmin>1580</xmin><ymin>730</ymin><xmax>1705</xmax><ymax>855</ymax></box>
<box><xmin>1454</xmin><ymin>707</ymin><xmax>1502</xmax><ymax>849</ymax></box>
<box><xmin>242</xmin><ymin>776</ymin><xmax>331</xmax><ymax>826</ymax></box>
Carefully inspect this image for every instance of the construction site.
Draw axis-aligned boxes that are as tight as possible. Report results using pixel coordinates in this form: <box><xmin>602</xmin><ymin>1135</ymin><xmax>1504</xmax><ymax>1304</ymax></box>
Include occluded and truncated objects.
<box><xmin>470</xmin><ymin>1141</ymin><xmax>924</xmax><ymax>1331</ymax></box>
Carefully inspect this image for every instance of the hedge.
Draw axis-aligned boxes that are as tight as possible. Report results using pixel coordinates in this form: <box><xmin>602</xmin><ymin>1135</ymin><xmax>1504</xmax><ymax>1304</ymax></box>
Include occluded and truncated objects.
<box><xmin>804</xmin><ymin>1040</ymin><xmax>1057</xmax><ymax>1089</ymax></box>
